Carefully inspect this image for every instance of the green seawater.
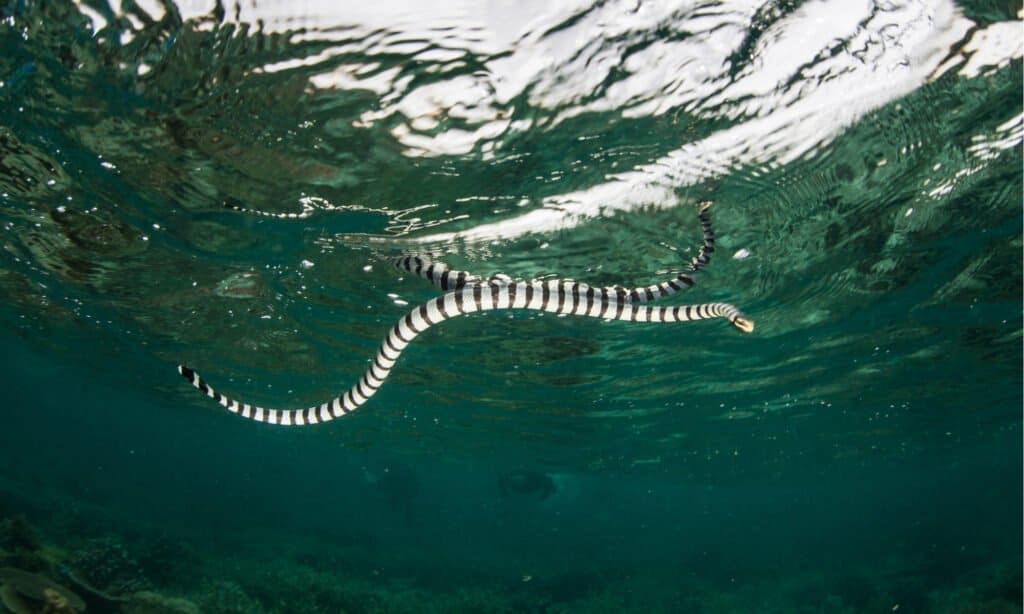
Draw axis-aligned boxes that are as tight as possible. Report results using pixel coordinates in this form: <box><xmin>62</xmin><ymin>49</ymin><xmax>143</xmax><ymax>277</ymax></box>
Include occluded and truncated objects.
<box><xmin>0</xmin><ymin>1</ymin><xmax>1021</xmax><ymax>612</ymax></box>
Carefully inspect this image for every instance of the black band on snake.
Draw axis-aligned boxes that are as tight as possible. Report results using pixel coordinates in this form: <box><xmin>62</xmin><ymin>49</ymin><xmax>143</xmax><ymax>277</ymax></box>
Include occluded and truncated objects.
<box><xmin>178</xmin><ymin>203</ymin><xmax>753</xmax><ymax>426</ymax></box>
<box><xmin>392</xmin><ymin>201</ymin><xmax>717</xmax><ymax>299</ymax></box>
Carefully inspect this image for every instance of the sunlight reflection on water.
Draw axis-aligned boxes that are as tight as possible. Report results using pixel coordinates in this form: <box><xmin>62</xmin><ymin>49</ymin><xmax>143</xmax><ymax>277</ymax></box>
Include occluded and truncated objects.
<box><xmin>115</xmin><ymin>0</ymin><xmax>1023</xmax><ymax>245</ymax></box>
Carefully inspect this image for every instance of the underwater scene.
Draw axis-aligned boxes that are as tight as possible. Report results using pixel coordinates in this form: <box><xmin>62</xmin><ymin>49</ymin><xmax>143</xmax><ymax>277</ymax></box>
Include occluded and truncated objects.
<box><xmin>0</xmin><ymin>1</ymin><xmax>1021</xmax><ymax>612</ymax></box>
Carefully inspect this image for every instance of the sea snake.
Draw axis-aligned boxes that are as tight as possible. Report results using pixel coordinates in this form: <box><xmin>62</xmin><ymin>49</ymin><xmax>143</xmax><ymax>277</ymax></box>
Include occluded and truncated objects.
<box><xmin>395</xmin><ymin>200</ymin><xmax>719</xmax><ymax>299</ymax></box>
<box><xmin>178</xmin><ymin>202</ymin><xmax>753</xmax><ymax>425</ymax></box>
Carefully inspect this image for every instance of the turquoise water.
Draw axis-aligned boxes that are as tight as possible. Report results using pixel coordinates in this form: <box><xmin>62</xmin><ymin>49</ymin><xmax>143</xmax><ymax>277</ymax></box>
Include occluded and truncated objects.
<box><xmin>0</xmin><ymin>1</ymin><xmax>1021</xmax><ymax>612</ymax></box>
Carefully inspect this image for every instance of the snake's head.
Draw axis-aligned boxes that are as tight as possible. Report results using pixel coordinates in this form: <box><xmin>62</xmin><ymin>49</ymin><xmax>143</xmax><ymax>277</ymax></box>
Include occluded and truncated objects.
<box><xmin>731</xmin><ymin>315</ymin><xmax>755</xmax><ymax>333</ymax></box>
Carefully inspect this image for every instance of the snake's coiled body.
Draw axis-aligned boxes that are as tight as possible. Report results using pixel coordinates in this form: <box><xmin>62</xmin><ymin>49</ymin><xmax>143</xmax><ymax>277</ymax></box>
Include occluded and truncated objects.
<box><xmin>178</xmin><ymin>203</ymin><xmax>752</xmax><ymax>425</ymax></box>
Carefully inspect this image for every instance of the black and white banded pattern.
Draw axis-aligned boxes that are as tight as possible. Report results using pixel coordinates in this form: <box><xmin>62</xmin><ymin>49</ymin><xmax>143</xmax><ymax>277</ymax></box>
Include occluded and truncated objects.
<box><xmin>178</xmin><ymin>203</ymin><xmax>753</xmax><ymax>426</ymax></box>
<box><xmin>393</xmin><ymin>200</ymin><xmax>718</xmax><ymax>301</ymax></box>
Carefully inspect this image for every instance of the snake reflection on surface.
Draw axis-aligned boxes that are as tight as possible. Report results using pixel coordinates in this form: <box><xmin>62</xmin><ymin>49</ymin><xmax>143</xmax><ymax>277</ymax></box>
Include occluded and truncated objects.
<box><xmin>178</xmin><ymin>202</ymin><xmax>754</xmax><ymax>426</ymax></box>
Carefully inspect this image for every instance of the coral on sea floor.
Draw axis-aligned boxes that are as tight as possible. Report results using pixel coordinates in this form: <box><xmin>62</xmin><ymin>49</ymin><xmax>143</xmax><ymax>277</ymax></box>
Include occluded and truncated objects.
<box><xmin>0</xmin><ymin>567</ymin><xmax>85</xmax><ymax>614</ymax></box>
<box><xmin>59</xmin><ymin>536</ymin><xmax>149</xmax><ymax>601</ymax></box>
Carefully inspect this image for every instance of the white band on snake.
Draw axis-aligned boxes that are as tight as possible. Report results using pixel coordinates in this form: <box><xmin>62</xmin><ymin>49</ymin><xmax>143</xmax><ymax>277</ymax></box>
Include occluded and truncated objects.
<box><xmin>178</xmin><ymin>203</ymin><xmax>753</xmax><ymax>425</ymax></box>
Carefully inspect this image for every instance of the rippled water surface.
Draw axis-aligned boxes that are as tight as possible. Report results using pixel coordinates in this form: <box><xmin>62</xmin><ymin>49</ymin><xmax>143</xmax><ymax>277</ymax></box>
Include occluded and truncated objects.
<box><xmin>1</xmin><ymin>1</ymin><xmax>1021</xmax><ymax>612</ymax></box>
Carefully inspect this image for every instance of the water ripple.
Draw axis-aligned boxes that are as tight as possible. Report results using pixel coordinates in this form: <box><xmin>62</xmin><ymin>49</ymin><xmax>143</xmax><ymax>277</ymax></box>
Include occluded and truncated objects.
<box><xmin>0</xmin><ymin>0</ymin><xmax>1019</xmax><ymax>463</ymax></box>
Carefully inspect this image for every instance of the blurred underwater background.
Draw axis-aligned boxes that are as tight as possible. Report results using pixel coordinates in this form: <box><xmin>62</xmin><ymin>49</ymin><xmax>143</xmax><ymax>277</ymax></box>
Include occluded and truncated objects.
<box><xmin>0</xmin><ymin>0</ymin><xmax>1021</xmax><ymax>611</ymax></box>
